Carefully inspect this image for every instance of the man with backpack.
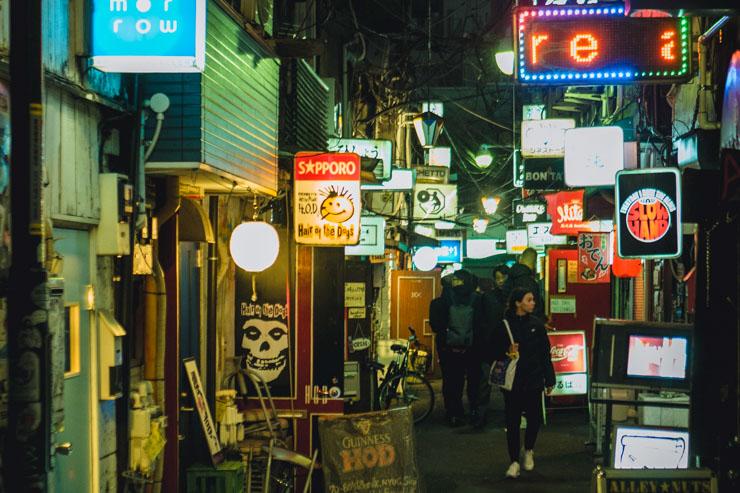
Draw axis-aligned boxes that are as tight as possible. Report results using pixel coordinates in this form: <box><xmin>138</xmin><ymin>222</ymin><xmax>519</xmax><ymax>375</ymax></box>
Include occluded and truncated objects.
<box><xmin>429</xmin><ymin>269</ymin><xmax>484</xmax><ymax>426</ymax></box>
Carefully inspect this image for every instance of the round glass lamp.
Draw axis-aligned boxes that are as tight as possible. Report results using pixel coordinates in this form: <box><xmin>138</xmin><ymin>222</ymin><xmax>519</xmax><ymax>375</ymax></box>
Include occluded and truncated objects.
<box><xmin>229</xmin><ymin>222</ymin><xmax>280</xmax><ymax>272</ymax></box>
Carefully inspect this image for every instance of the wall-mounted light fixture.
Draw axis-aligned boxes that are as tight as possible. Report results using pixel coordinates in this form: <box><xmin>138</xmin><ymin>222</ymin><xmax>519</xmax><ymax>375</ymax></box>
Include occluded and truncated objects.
<box><xmin>84</xmin><ymin>284</ymin><xmax>96</xmax><ymax>311</ymax></box>
<box><xmin>474</xmin><ymin>145</ymin><xmax>494</xmax><ymax>168</ymax></box>
<box><xmin>413</xmin><ymin>111</ymin><xmax>444</xmax><ymax>148</ymax></box>
<box><xmin>472</xmin><ymin>217</ymin><xmax>490</xmax><ymax>234</ymax></box>
<box><xmin>412</xmin><ymin>247</ymin><xmax>438</xmax><ymax>272</ymax></box>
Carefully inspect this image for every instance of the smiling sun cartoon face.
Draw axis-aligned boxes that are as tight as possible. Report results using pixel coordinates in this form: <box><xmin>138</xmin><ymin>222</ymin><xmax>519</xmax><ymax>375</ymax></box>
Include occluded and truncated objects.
<box><xmin>320</xmin><ymin>186</ymin><xmax>355</xmax><ymax>223</ymax></box>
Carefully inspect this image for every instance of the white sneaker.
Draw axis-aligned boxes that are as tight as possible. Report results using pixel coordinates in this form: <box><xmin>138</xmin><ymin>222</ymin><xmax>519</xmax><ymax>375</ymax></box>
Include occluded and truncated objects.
<box><xmin>523</xmin><ymin>450</ymin><xmax>534</xmax><ymax>471</ymax></box>
<box><xmin>505</xmin><ymin>461</ymin><xmax>521</xmax><ymax>478</ymax></box>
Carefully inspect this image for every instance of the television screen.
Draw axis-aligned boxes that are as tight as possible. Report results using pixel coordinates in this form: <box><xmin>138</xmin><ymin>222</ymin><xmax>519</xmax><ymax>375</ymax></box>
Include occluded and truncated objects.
<box><xmin>626</xmin><ymin>335</ymin><xmax>688</xmax><ymax>380</ymax></box>
<box><xmin>613</xmin><ymin>426</ymin><xmax>689</xmax><ymax>470</ymax></box>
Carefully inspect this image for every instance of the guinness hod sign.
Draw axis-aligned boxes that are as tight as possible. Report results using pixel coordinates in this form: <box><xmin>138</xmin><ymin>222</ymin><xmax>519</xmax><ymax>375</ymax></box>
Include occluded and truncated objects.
<box><xmin>616</xmin><ymin>168</ymin><xmax>682</xmax><ymax>259</ymax></box>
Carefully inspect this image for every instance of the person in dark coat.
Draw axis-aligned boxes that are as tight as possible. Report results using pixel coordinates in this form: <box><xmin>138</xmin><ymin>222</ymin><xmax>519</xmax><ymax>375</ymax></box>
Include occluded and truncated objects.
<box><xmin>504</xmin><ymin>247</ymin><xmax>545</xmax><ymax>319</ymax></box>
<box><xmin>474</xmin><ymin>264</ymin><xmax>510</xmax><ymax>429</ymax></box>
<box><xmin>429</xmin><ymin>270</ymin><xmax>484</xmax><ymax>426</ymax></box>
<box><xmin>491</xmin><ymin>287</ymin><xmax>555</xmax><ymax>479</ymax></box>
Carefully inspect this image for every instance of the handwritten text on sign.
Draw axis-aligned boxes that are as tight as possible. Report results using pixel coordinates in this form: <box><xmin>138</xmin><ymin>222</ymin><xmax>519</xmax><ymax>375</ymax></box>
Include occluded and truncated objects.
<box><xmin>294</xmin><ymin>152</ymin><xmax>361</xmax><ymax>246</ymax></box>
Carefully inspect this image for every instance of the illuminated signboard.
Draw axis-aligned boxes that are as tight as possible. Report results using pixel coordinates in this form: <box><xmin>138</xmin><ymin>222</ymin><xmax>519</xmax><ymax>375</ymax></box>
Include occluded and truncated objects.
<box><xmin>516</xmin><ymin>8</ymin><xmax>690</xmax><ymax>83</ymax></box>
<box><xmin>345</xmin><ymin>216</ymin><xmax>386</xmax><ymax>256</ymax></box>
<box><xmin>294</xmin><ymin>152</ymin><xmax>361</xmax><ymax>246</ymax></box>
<box><xmin>616</xmin><ymin>168</ymin><xmax>682</xmax><ymax>259</ymax></box>
<box><xmin>548</xmin><ymin>330</ymin><xmax>588</xmax><ymax>396</ymax></box>
<box><xmin>327</xmin><ymin>138</ymin><xmax>393</xmax><ymax>180</ymax></box>
<box><xmin>435</xmin><ymin>239</ymin><xmax>463</xmax><ymax>264</ymax></box>
<box><xmin>91</xmin><ymin>0</ymin><xmax>206</xmax><ymax>73</ymax></box>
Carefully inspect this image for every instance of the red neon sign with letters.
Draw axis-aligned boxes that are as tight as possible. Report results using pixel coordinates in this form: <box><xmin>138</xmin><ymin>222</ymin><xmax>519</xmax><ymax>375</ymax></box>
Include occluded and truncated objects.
<box><xmin>516</xmin><ymin>8</ymin><xmax>690</xmax><ymax>84</ymax></box>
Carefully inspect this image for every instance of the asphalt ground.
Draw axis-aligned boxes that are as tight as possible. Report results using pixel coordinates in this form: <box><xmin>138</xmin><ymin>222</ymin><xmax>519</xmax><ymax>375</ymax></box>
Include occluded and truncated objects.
<box><xmin>414</xmin><ymin>380</ymin><xmax>596</xmax><ymax>493</ymax></box>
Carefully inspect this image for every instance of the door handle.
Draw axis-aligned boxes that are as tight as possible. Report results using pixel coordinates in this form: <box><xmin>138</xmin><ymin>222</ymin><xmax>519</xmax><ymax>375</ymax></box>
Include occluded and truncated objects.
<box><xmin>55</xmin><ymin>442</ymin><xmax>73</xmax><ymax>456</ymax></box>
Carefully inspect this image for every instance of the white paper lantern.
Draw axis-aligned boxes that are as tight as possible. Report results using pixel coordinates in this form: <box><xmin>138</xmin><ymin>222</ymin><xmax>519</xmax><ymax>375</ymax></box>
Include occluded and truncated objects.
<box><xmin>229</xmin><ymin>222</ymin><xmax>280</xmax><ymax>272</ymax></box>
<box><xmin>413</xmin><ymin>246</ymin><xmax>438</xmax><ymax>272</ymax></box>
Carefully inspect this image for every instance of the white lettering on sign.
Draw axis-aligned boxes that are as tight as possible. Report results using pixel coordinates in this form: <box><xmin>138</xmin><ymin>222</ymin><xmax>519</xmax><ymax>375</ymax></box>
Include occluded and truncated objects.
<box><xmin>410</xmin><ymin>292</ymin><xmax>422</xmax><ymax>299</ymax></box>
<box><xmin>107</xmin><ymin>0</ymin><xmax>180</xmax><ymax>35</ymax></box>
<box><xmin>297</xmin><ymin>159</ymin><xmax>358</xmax><ymax>177</ymax></box>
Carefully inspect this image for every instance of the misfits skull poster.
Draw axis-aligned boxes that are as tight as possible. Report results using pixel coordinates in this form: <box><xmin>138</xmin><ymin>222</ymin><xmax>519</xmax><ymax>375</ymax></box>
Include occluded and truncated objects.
<box><xmin>235</xmin><ymin>227</ymin><xmax>293</xmax><ymax>397</ymax></box>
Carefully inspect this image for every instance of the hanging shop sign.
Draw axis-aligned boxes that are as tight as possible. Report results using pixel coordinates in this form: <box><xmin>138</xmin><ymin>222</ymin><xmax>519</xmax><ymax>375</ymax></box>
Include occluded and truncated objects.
<box><xmin>318</xmin><ymin>408</ymin><xmax>421</xmax><ymax>493</ymax></box>
<box><xmin>184</xmin><ymin>358</ymin><xmax>223</xmax><ymax>465</ymax></box>
<box><xmin>91</xmin><ymin>0</ymin><xmax>206</xmax><ymax>73</ymax></box>
<box><xmin>616</xmin><ymin>168</ymin><xmax>682</xmax><ymax>259</ymax></box>
<box><xmin>294</xmin><ymin>152</ymin><xmax>361</xmax><ymax>246</ymax></box>
<box><xmin>523</xmin><ymin>158</ymin><xmax>565</xmax><ymax>190</ymax></box>
<box><xmin>515</xmin><ymin>8</ymin><xmax>690</xmax><ymax>84</ymax></box>
<box><xmin>564</xmin><ymin>126</ymin><xmax>624</xmax><ymax>187</ymax></box>
<box><xmin>521</xmin><ymin>119</ymin><xmax>576</xmax><ymax>157</ymax></box>
<box><xmin>413</xmin><ymin>183</ymin><xmax>458</xmax><ymax>221</ymax></box>
<box><xmin>435</xmin><ymin>239</ymin><xmax>463</xmax><ymax>264</ymax></box>
<box><xmin>548</xmin><ymin>331</ymin><xmax>587</xmax><ymax>396</ymax></box>
<box><xmin>527</xmin><ymin>222</ymin><xmax>568</xmax><ymax>251</ymax></box>
<box><xmin>327</xmin><ymin>138</ymin><xmax>393</xmax><ymax>180</ymax></box>
<box><xmin>506</xmin><ymin>229</ymin><xmax>529</xmax><ymax>254</ymax></box>
<box><xmin>545</xmin><ymin>189</ymin><xmax>585</xmax><ymax>235</ymax></box>
<box><xmin>577</xmin><ymin>233</ymin><xmax>611</xmax><ymax>283</ymax></box>
<box><xmin>414</xmin><ymin>165</ymin><xmax>449</xmax><ymax>184</ymax></box>
<box><xmin>513</xmin><ymin>198</ymin><xmax>548</xmax><ymax>227</ymax></box>
<box><xmin>428</xmin><ymin>147</ymin><xmax>452</xmax><ymax>168</ymax></box>
<box><xmin>345</xmin><ymin>216</ymin><xmax>386</xmax><ymax>257</ymax></box>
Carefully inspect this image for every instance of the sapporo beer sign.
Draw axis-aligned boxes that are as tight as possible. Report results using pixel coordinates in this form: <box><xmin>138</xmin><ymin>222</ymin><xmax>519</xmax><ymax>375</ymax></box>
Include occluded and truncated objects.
<box><xmin>516</xmin><ymin>7</ymin><xmax>690</xmax><ymax>84</ymax></box>
<box><xmin>294</xmin><ymin>152</ymin><xmax>361</xmax><ymax>246</ymax></box>
<box><xmin>616</xmin><ymin>168</ymin><xmax>682</xmax><ymax>259</ymax></box>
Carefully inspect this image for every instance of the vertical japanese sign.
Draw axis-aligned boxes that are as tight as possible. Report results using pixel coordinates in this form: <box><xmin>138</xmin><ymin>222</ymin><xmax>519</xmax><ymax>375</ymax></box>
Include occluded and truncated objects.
<box><xmin>616</xmin><ymin>168</ymin><xmax>682</xmax><ymax>259</ymax></box>
<box><xmin>577</xmin><ymin>233</ymin><xmax>611</xmax><ymax>283</ymax></box>
<box><xmin>548</xmin><ymin>331</ymin><xmax>588</xmax><ymax>396</ymax></box>
<box><xmin>91</xmin><ymin>0</ymin><xmax>207</xmax><ymax>73</ymax></box>
<box><xmin>294</xmin><ymin>152</ymin><xmax>361</xmax><ymax>246</ymax></box>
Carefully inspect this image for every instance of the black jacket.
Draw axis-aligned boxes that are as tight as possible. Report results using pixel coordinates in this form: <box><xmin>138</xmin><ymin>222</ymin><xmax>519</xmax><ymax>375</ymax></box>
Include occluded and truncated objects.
<box><xmin>504</xmin><ymin>263</ymin><xmax>545</xmax><ymax>319</ymax></box>
<box><xmin>480</xmin><ymin>288</ymin><xmax>507</xmax><ymax>363</ymax></box>
<box><xmin>492</xmin><ymin>313</ymin><xmax>555</xmax><ymax>392</ymax></box>
<box><xmin>428</xmin><ymin>287</ymin><xmax>486</xmax><ymax>358</ymax></box>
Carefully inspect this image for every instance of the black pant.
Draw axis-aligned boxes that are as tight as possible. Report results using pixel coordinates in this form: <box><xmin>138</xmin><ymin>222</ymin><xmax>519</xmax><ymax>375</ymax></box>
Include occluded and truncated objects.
<box><xmin>503</xmin><ymin>389</ymin><xmax>544</xmax><ymax>463</ymax></box>
<box><xmin>440</xmin><ymin>348</ymin><xmax>479</xmax><ymax>418</ymax></box>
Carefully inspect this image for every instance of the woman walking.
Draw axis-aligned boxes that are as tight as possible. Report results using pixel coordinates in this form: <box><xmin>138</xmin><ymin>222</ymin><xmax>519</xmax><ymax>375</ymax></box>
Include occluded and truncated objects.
<box><xmin>492</xmin><ymin>287</ymin><xmax>556</xmax><ymax>479</ymax></box>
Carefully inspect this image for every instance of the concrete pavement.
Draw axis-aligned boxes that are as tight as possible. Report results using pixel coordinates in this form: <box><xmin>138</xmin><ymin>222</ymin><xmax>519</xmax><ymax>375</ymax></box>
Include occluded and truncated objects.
<box><xmin>414</xmin><ymin>380</ymin><xmax>595</xmax><ymax>492</ymax></box>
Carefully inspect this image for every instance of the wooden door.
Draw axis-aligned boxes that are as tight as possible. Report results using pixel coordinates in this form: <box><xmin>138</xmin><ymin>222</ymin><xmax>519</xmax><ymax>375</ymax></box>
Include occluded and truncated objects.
<box><xmin>390</xmin><ymin>271</ymin><xmax>441</xmax><ymax>373</ymax></box>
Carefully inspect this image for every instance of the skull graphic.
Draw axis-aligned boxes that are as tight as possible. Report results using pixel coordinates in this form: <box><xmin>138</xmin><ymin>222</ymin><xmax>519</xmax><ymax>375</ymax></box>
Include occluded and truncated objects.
<box><xmin>241</xmin><ymin>318</ymin><xmax>289</xmax><ymax>382</ymax></box>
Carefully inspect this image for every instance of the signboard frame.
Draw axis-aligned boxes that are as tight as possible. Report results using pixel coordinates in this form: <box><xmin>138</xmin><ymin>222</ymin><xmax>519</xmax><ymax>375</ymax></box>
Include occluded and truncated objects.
<box><xmin>516</xmin><ymin>8</ymin><xmax>690</xmax><ymax>84</ymax></box>
<box><xmin>615</xmin><ymin>168</ymin><xmax>682</xmax><ymax>259</ymax></box>
<box><xmin>548</xmin><ymin>330</ymin><xmax>588</xmax><ymax>396</ymax></box>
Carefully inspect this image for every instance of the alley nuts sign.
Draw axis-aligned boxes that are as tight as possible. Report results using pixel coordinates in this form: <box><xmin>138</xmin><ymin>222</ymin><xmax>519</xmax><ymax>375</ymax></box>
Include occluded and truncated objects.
<box><xmin>294</xmin><ymin>152</ymin><xmax>361</xmax><ymax>246</ymax></box>
<box><xmin>616</xmin><ymin>168</ymin><xmax>682</xmax><ymax>259</ymax></box>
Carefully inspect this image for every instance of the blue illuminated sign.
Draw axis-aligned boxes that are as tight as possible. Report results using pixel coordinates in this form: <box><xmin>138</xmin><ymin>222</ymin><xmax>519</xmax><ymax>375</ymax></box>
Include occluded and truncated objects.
<box><xmin>435</xmin><ymin>239</ymin><xmax>463</xmax><ymax>264</ymax></box>
<box><xmin>91</xmin><ymin>0</ymin><xmax>206</xmax><ymax>73</ymax></box>
<box><xmin>516</xmin><ymin>7</ymin><xmax>689</xmax><ymax>84</ymax></box>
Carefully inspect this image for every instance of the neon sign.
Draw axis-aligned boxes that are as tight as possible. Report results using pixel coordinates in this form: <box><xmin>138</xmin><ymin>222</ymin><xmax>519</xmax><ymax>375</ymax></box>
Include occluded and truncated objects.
<box><xmin>516</xmin><ymin>8</ymin><xmax>690</xmax><ymax>83</ymax></box>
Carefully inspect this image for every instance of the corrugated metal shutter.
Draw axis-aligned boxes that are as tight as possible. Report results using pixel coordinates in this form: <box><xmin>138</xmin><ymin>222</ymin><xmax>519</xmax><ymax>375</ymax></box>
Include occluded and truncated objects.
<box><xmin>280</xmin><ymin>59</ymin><xmax>329</xmax><ymax>152</ymax></box>
<box><xmin>202</xmin><ymin>1</ymin><xmax>279</xmax><ymax>194</ymax></box>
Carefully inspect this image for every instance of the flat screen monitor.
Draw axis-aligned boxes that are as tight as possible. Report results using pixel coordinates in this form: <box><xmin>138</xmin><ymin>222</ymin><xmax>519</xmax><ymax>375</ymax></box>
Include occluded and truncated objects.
<box><xmin>592</xmin><ymin>319</ymin><xmax>693</xmax><ymax>392</ymax></box>
<box><xmin>626</xmin><ymin>335</ymin><xmax>688</xmax><ymax>380</ymax></box>
<box><xmin>613</xmin><ymin>426</ymin><xmax>690</xmax><ymax>470</ymax></box>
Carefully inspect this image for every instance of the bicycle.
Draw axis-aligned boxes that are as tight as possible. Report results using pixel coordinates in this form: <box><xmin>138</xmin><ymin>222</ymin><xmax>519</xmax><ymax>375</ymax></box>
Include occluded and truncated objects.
<box><xmin>376</xmin><ymin>327</ymin><xmax>435</xmax><ymax>424</ymax></box>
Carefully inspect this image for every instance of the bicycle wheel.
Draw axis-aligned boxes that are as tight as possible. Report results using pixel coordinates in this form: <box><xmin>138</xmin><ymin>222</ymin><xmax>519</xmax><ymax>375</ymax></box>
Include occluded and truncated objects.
<box><xmin>382</xmin><ymin>372</ymin><xmax>434</xmax><ymax>424</ymax></box>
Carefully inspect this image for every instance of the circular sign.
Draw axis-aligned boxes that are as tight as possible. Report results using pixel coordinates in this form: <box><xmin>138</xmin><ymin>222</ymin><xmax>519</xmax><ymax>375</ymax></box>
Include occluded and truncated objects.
<box><xmin>624</xmin><ymin>196</ymin><xmax>671</xmax><ymax>243</ymax></box>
